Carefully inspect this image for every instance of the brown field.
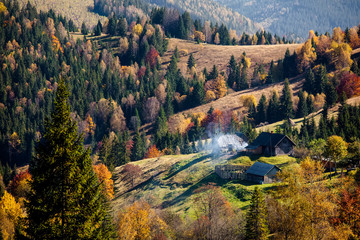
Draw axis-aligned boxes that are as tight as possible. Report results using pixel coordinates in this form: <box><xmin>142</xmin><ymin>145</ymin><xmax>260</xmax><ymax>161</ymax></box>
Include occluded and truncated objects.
<box><xmin>18</xmin><ymin>0</ymin><xmax>106</xmax><ymax>28</ymax></box>
<box><xmin>162</xmin><ymin>38</ymin><xmax>301</xmax><ymax>77</ymax></box>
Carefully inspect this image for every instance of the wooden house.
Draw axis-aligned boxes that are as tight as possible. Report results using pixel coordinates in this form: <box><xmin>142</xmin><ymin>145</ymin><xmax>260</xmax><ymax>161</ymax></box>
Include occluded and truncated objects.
<box><xmin>246</xmin><ymin>132</ymin><xmax>296</xmax><ymax>156</ymax></box>
<box><xmin>246</xmin><ymin>162</ymin><xmax>281</xmax><ymax>184</ymax></box>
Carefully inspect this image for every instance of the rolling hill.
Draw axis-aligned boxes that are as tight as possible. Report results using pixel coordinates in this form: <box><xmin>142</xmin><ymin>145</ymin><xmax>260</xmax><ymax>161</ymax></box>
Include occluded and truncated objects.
<box><xmin>214</xmin><ymin>0</ymin><xmax>360</xmax><ymax>40</ymax></box>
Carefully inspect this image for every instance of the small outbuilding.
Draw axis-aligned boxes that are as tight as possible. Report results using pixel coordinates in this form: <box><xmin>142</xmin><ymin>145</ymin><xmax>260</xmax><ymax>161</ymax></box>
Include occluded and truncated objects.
<box><xmin>246</xmin><ymin>132</ymin><xmax>296</xmax><ymax>156</ymax></box>
<box><xmin>246</xmin><ymin>162</ymin><xmax>280</xmax><ymax>184</ymax></box>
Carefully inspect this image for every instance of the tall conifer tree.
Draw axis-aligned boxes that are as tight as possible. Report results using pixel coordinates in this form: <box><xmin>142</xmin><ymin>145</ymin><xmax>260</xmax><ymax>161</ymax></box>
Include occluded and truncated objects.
<box><xmin>26</xmin><ymin>80</ymin><xmax>112</xmax><ymax>239</ymax></box>
<box><xmin>281</xmin><ymin>79</ymin><xmax>294</xmax><ymax>119</ymax></box>
<box><xmin>245</xmin><ymin>187</ymin><xmax>269</xmax><ymax>240</ymax></box>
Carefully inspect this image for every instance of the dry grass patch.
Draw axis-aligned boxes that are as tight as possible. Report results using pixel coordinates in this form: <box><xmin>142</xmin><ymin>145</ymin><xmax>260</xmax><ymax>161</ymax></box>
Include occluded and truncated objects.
<box><xmin>162</xmin><ymin>38</ymin><xmax>301</xmax><ymax>77</ymax></box>
<box><xmin>18</xmin><ymin>0</ymin><xmax>106</xmax><ymax>28</ymax></box>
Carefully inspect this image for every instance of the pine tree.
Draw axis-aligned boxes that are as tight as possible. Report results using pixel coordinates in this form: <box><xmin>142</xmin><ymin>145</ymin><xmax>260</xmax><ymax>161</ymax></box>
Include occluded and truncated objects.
<box><xmin>26</xmin><ymin>80</ymin><xmax>112</xmax><ymax>239</ymax></box>
<box><xmin>117</xmin><ymin>17</ymin><xmax>127</xmax><ymax>37</ymax></box>
<box><xmin>187</xmin><ymin>53</ymin><xmax>196</xmax><ymax>70</ymax></box>
<box><xmin>239</xmin><ymin>65</ymin><xmax>248</xmax><ymax>90</ymax></box>
<box><xmin>191</xmin><ymin>80</ymin><xmax>205</xmax><ymax>107</ymax></box>
<box><xmin>245</xmin><ymin>187</ymin><xmax>269</xmax><ymax>240</ymax></box>
<box><xmin>208</xmin><ymin>65</ymin><xmax>218</xmax><ymax>80</ymax></box>
<box><xmin>304</xmin><ymin>69</ymin><xmax>315</xmax><ymax>94</ymax></box>
<box><xmin>81</xmin><ymin>22</ymin><xmax>88</xmax><ymax>35</ymax></box>
<box><xmin>131</xmin><ymin>130</ymin><xmax>145</xmax><ymax>161</ymax></box>
<box><xmin>325</xmin><ymin>81</ymin><xmax>337</xmax><ymax>107</ymax></box>
<box><xmin>256</xmin><ymin>94</ymin><xmax>267</xmax><ymax>124</ymax></box>
<box><xmin>267</xmin><ymin>91</ymin><xmax>280</xmax><ymax>123</ymax></box>
<box><xmin>307</xmin><ymin>95</ymin><xmax>315</xmax><ymax>114</ymax></box>
<box><xmin>296</xmin><ymin>90</ymin><xmax>308</xmax><ymax>118</ymax></box>
<box><xmin>281</xmin><ymin>79</ymin><xmax>294</xmax><ymax>119</ymax></box>
<box><xmin>227</xmin><ymin>55</ymin><xmax>237</xmax><ymax>87</ymax></box>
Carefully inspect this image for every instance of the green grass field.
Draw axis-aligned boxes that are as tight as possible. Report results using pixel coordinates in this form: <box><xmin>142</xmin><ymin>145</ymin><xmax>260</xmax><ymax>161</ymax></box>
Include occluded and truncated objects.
<box><xmin>111</xmin><ymin>152</ymin><xmax>298</xmax><ymax>217</ymax></box>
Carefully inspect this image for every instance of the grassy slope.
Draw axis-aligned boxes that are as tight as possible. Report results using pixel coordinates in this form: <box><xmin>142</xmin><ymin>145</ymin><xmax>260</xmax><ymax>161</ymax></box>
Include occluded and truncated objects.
<box><xmin>163</xmin><ymin>38</ymin><xmax>301</xmax><ymax>77</ymax></box>
<box><xmin>18</xmin><ymin>0</ymin><xmax>106</xmax><ymax>28</ymax></box>
<box><xmin>111</xmin><ymin>152</ymin><xmax>297</xmax><ymax>217</ymax></box>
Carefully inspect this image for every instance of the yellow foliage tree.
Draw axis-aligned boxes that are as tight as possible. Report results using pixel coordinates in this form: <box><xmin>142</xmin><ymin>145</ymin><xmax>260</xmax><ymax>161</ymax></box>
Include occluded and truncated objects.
<box><xmin>205</xmin><ymin>90</ymin><xmax>216</xmax><ymax>103</ymax></box>
<box><xmin>133</xmin><ymin>24</ymin><xmax>143</xmax><ymax>36</ymax></box>
<box><xmin>214</xmin><ymin>33</ymin><xmax>220</xmax><ymax>45</ymax></box>
<box><xmin>332</xmin><ymin>27</ymin><xmax>345</xmax><ymax>44</ymax></box>
<box><xmin>214</xmin><ymin>74</ymin><xmax>227</xmax><ymax>99</ymax></box>
<box><xmin>194</xmin><ymin>31</ymin><xmax>205</xmax><ymax>42</ymax></box>
<box><xmin>84</xmin><ymin>114</ymin><xmax>96</xmax><ymax>136</ymax></box>
<box><xmin>117</xmin><ymin>201</ymin><xmax>167</xmax><ymax>240</ymax></box>
<box><xmin>324</xmin><ymin>135</ymin><xmax>348</xmax><ymax>175</ymax></box>
<box><xmin>240</xmin><ymin>95</ymin><xmax>257</xmax><ymax>108</ymax></box>
<box><xmin>93</xmin><ymin>164</ymin><xmax>114</xmax><ymax>201</ymax></box>
<box><xmin>0</xmin><ymin>2</ymin><xmax>7</xmax><ymax>14</ymax></box>
<box><xmin>297</xmin><ymin>39</ymin><xmax>317</xmax><ymax>72</ymax></box>
<box><xmin>0</xmin><ymin>191</ymin><xmax>23</xmax><ymax>240</ymax></box>
<box><xmin>267</xmin><ymin>157</ymin><xmax>342</xmax><ymax>239</ymax></box>
<box><xmin>329</xmin><ymin>42</ymin><xmax>353</xmax><ymax>70</ymax></box>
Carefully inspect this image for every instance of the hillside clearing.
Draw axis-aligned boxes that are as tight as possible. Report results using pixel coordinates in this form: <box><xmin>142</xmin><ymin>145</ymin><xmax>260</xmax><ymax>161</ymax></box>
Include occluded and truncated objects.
<box><xmin>111</xmin><ymin>152</ymin><xmax>297</xmax><ymax>217</ymax></box>
<box><xmin>163</xmin><ymin>38</ymin><xmax>301</xmax><ymax>77</ymax></box>
<box><xmin>18</xmin><ymin>0</ymin><xmax>106</xmax><ymax>28</ymax></box>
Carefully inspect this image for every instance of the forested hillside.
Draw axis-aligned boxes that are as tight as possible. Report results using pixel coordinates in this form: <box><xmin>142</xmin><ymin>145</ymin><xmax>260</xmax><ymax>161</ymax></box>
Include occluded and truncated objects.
<box><xmin>2</xmin><ymin>0</ymin><xmax>360</xmax><ymax>239</ymax></box>
<box><xmin>145</xmin><ymin>0</ymin><xmax>260</xmax><ymax>35</ymax></box>
<box><xmin>214</xmin><ymin>0</ymin><xmax>360</xmax><ymax>40</ymax></box>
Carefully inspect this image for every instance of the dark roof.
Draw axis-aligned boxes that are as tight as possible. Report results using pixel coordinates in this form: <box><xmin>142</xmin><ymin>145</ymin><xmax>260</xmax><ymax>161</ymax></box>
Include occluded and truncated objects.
<box><xmin>246</xmin><ymin>162</ymin><xmax>280</xmax><ymax>177</ymax></box>
<box><xmin>246</xmin><ymin>132</ymin><xmax>295</xmax><ymax>149</ymax></box>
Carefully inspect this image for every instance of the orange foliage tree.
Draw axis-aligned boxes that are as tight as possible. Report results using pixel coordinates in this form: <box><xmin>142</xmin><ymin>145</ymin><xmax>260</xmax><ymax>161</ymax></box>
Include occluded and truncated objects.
<box><xmin>336</xmin><ymin>72</ymin><xmax>360</xmax><ymax>98</ymax></box>
<box><xmin>8</xmin><ymin>170</ymin><xmax>31</xmax><ymax>199</ymax></box>
<box><xmin>117</xmin><ymin>201</ymin><xmax>168</xmax><ymax>240</ymax></box>
<box><xmin>145</xmin><ymin>145</ymin><xmax>161</xmax><ymax>159</ymax></box>
<box><xmin>93</xmin><ymin>164</ymin><xmax>114</xmax><ymax>201</ymax></box>
<box><xmin>335</xmin><ymin>187</ymin><xmax>360</xmax><ymax>237</ymax></box>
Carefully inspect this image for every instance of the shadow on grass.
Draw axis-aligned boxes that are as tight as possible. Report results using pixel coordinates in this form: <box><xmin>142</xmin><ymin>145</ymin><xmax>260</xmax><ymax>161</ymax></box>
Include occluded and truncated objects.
<box><xmin>161</xmin><ymin>173</ymin><xmax>228</xmax><ymax>208</ymax></box>
<box><xmin>163</xmin><ymin>154</ymin><xmax>210</xmax><ymax>180</ymax></box>
<box><xmin>114</xmin><ymin>170</ymin><xmax>166</xmax><ymax>200</ymax></box>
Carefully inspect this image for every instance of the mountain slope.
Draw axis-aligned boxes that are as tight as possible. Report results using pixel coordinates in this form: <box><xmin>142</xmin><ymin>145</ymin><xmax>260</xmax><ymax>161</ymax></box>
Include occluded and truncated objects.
<box><xmin>214</xmin><ymin>0</ymin><xmax>360</xmax><ymax>40</ymax></box>
<box><xmin>18</xmin><ymin>0</ymin><xmax>106</xmax><ymax>28</ymax></box>
<box><xmin>146</xmin><ymin>0</ymin><xmax>261</xmax><ymax>34</ymax></box>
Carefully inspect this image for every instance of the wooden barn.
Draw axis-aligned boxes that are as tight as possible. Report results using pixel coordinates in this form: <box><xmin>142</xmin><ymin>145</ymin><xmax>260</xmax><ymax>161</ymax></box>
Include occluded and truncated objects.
<box><xmin>246</xmin><ymin>162</ymin><xmax>281</xmax><ymax>184</ymax></box>
<box><xmin>246</xmin><ymin>132</ymin><xmax>296</xmax><ymax>156</ymax></box>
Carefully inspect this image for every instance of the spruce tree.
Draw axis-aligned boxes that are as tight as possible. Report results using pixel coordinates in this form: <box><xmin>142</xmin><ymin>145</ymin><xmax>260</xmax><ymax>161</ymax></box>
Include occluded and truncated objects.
<box><xmin>325</xmin><ymin>81</ymin><xmax>337</xmax><ymax>107</ymax></box>
<box><xmin>131</xmin><ymin>130</ymin><xmax>145</xmax><ymax>161</ymax></box>
<box><xmin>267</xmin><ymin>91</ymin><xmax>280</xmax><ymax>123</ymax></box>
<box><xmin>239</xmin><ymin>65</ymin><xmax>248</xmax><ymax>90</ymax></box>
<box><xmin>26</xmin><ymin>80</ymin><xmax>112</xmax><ymax>239</ymax></box>
<box><xmin>227</xmin><ymin>55</ymin><xmax>237</xmax><ymax>87</ymax></box>
<box><xmin>245</xmin><ymin>187</ymin><xmax>269</xmax><ymax>240</ymax></box>
<box><xmin>256</xmin><ymin>94</ymin><xmax>267</xmax><ymax>124</ymax></box>
<box><xmin>187</xmin><ymin>53</ymin><xmax>196</xmax><ymax>70</ymax></box>
<box><xmin>281</xmin><ymin>79</ymin><xmax>294</xmax><ymax>119</ymax></box>
<box><xmin>296</xmin><ymin>90</ymin><xmax>308</xmax><ymax>118</ymax></box>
